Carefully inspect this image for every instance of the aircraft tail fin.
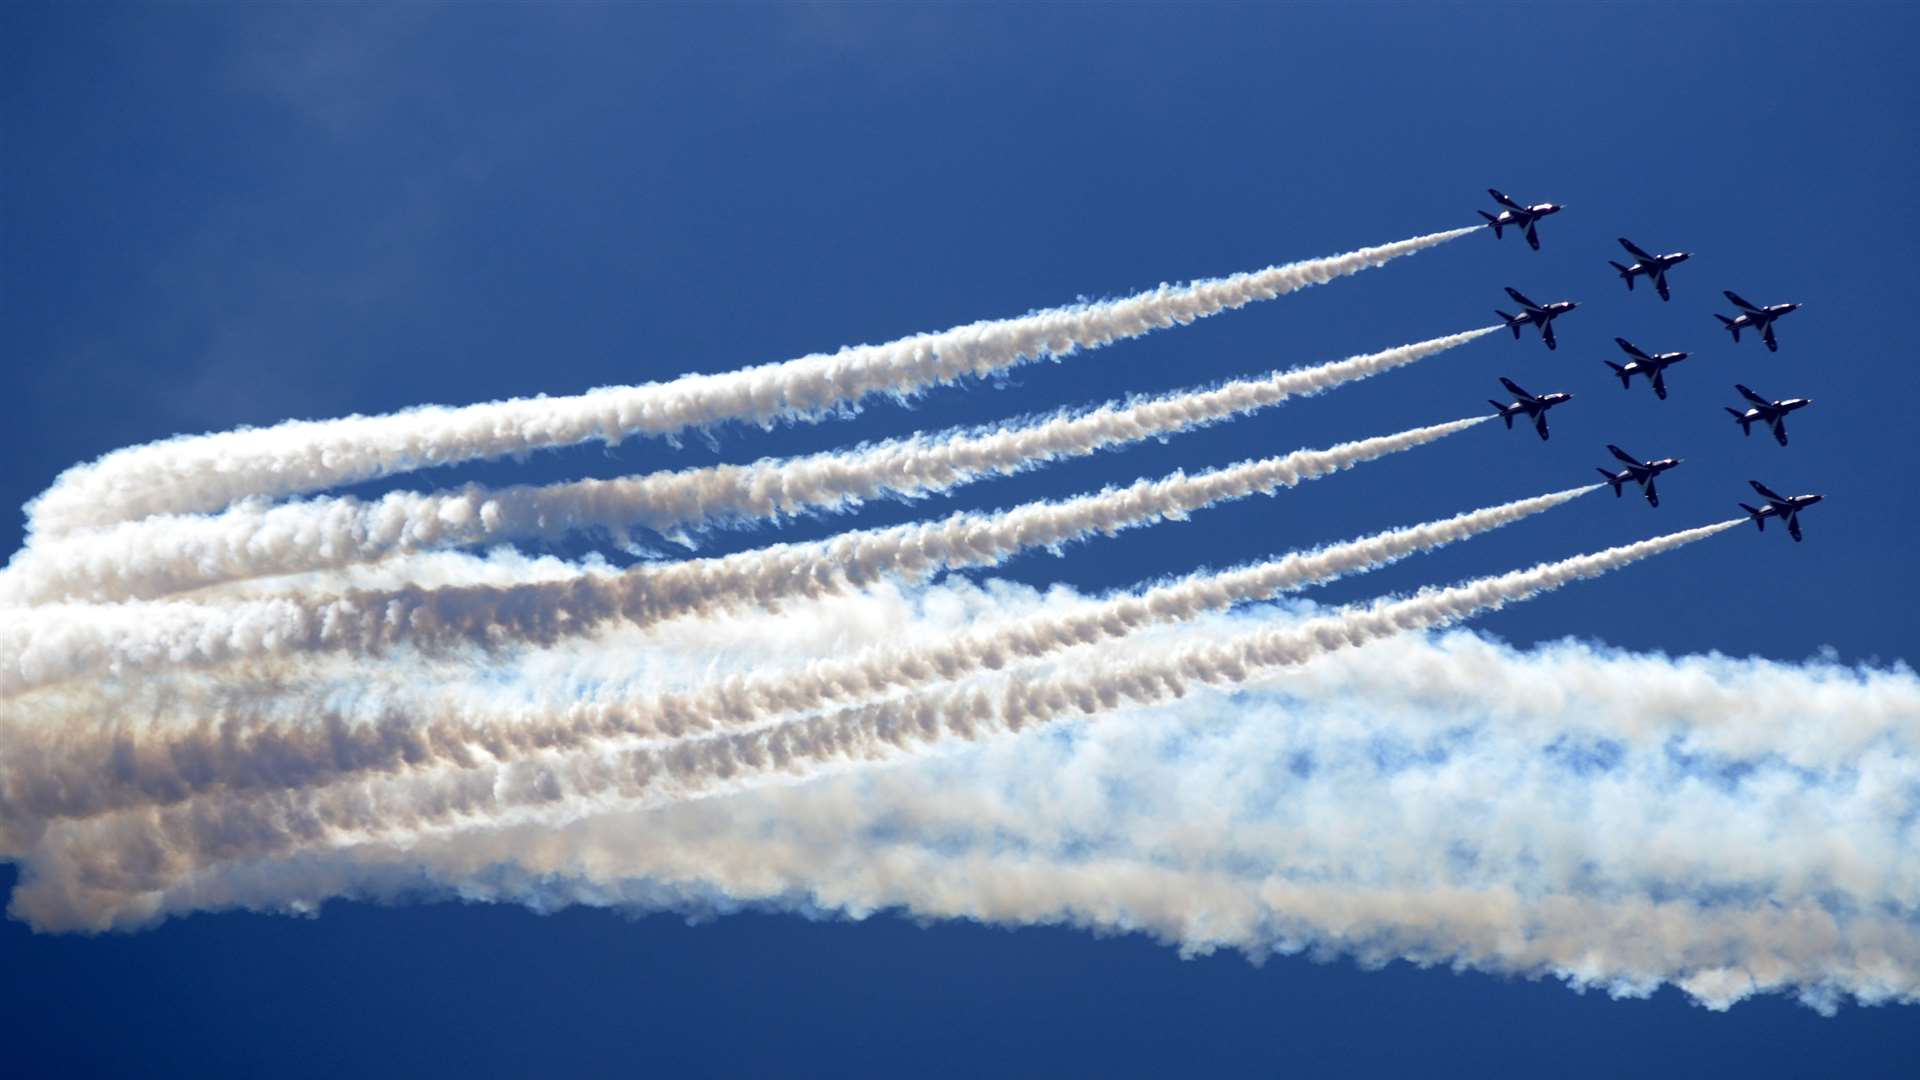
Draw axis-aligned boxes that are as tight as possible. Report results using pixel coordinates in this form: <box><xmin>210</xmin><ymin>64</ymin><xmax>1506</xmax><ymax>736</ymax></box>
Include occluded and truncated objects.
<box><xmin>1604</xmin><ymin>360</ymin><xmax>1631</xmax><ymax>388</ymax></box>
<box><xmin>1609</xmin><ymin>260</ymin><xmax>1634</xmax><ymax>289</ymax></box>
<box><xmin>1726</xmin><ymin>407</ymin><xmax>1752</xmax><ymax>435</ymax></box>
<box><xmin>1491</xmin><ymin>401</ymin><xmax>1513</xmax><ymax>427</ymax></box>
<box><xmin>1479</xmin><ymin>211</ymin><xmax>1502</xmax><ymax>237</ymax></box>
<box><xmin>1599</xmin><ymin>469</ymin><xmax>1623</xmax><ymax>497</ymax></box>
<box><xmin>1495</xmin><ymin>310</ymin><xmax>1522</xmax><ymax>337</ymax></box>
<box><xmin>1740</xmin><ymin>503</ymin><xmax>1765</xmax><ymax>530</ymax></box>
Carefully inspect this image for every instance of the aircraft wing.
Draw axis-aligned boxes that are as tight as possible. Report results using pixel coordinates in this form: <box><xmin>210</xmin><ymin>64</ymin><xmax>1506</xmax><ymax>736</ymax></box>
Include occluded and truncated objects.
<box><xmin>1499</xmin><ymin>377</ymin><xmax>1533</xmax><ymax>400</ymax></box>
<box><xmin>1724</xmin><ymin>289</ymin><xmax>1761</xmax><ymax>312</ymax></box>
<box><xmin>1609</xmin><ymin>444</ymin><xmax>1643</xmax><ymax>466</ymax></box>
<box><xmin>1651</xmin><ymin>370</ymin><xmax>1669</xmax><ymax>400</ymax></box>
<box><xmin>1762</xmin><ymin>323</ymin><xmax>1779</xmax><ymax>351</ymax></box>
<box><xmin>1772</xmin><ymin>419</ymin><xmax>1790</xmax><ymax>447</ymax></box>
<box><xmin>1533</xmin><ymin>411</ymin><xmax>1551</xmax><ymax>440</ymax></box>
<box><xmin>1735</xmin><ymin>384</ymin><xmax>1771</xmax><ymax>406</ymax></box>
<box><xmin>1749</xmin><ymin>479</ymin><xmax>1787</xmax><ymax>502</ymax></box>
<box><xmin>1617</xmin><ymin>237</ymin><xmax>1653</xmax><ymax>260</ymax></box>
<box><xmin>1787</xmin><ymin>514</ymin><xmax>1804</xmax><ymax>542</ymax></box>
<box><xmin>1614</xmin><ymin>337</ymin><xmax>1650</xmax><ymax>360</ymax></box>
<box><xmin>1524</xmin><ymin>223</ymin><xmax>1540</xmax><ymax>250</ymax></box>
<box><xmin>1644</xmin><ymin>477</ymin><xmax>1660</xmax><ymax>508</ymax></box>
<box><xmin>1541</xmin><ymin>319</ymin><xmax>1557</xmax><ymax>349</ymax></box>
<box><xmin>1489</xmin><ymin>188</ymin><xmax>1525</xmax><ymax>211</ymax></box>
<box><xmin>1654</xmin><ymin>271</ymin><xmax>1671</xmax><ymax>301</ymax></box>
<box><xmin>1505</xmin><ymin>286</ymin><xmax>1541</xmax><ymax>310</ymax></box>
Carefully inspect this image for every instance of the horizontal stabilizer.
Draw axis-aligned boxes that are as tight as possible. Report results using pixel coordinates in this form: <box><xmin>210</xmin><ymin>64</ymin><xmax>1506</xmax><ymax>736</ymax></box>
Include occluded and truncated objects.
<box><xmin>1740</xmin><ymin>503</ymin><xmax>1765</xmax><ymax>529</ymax></box>
<box><xmin>1492</xmin><ymin>401</ymin><xmax>1514</xmax><ymax>427</ymax></box>
<box><xmin>1609</xmin><ymin>260</ymin><xmax>1634</xmax><ymax>288</ymax></box>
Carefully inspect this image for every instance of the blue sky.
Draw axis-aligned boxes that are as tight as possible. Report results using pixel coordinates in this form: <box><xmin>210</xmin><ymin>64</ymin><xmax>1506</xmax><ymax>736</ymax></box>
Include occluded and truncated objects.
<box><xmin>4</xmin><ymin>2</ymin><xmax>1917</xmax><ymax>1076</ymax></box>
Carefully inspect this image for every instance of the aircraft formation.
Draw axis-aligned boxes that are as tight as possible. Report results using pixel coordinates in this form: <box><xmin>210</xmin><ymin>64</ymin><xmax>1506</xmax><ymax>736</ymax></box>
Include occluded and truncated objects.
<box><xmin>1479</xmin><ymin>188</ymin><xmax>1822</xmax><ymax>541</ymax></box>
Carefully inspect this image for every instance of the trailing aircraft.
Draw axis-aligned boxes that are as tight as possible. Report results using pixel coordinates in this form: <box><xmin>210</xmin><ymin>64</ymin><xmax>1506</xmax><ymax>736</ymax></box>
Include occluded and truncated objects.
<box><xmin>1604</xmin><ymin>338</ymin><xmax>1690</xmax><ymax>400</ymax></box>
<box><xmin>1726</xmin><ymin>385</ymin><xmax>1812</xmax><ymax>447</ymax></box>
<box><xmin>1495</xmin><ymin>287</ymin><xmax>1578</xmax><ymax>350</ymax></box>
<box><xmin>1479</xmin><ymin>189</ymin><xmax>1563</xmax><ymax>251</ymax></box>
<box><xmin>1740</xmin><ymin>480</ymin><xmax>1824</xmax><ymax>542</ymax></box>
<box><xmin>1488</xmin><ymin>377</ymin><xmax>1573</xmax><ymax>440</ymax></box>
<box><xmin>1607</xmin><ymin>237</ymin><xmax>1691</xmax><ymax>301</ymax></box>
<box><xmin>1716</xmin><ymin>291</ymin><xmax>1801</xmax><ymax>352</ymax></box>
<box><xmin>1595</xmin><ymin>444</ymin><xmax>1682</xmax><ymax>507</ymax></box>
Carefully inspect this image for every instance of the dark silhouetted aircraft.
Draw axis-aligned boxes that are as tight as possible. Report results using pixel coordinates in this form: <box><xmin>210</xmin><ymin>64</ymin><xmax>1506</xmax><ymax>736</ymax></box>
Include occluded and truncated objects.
<box><xmin>1604</xmin><ymin>338</ymin><xmax>1691</xmax><ymax>400</ymax></box>
<box><xmin>1495</xmin><ymin>287</ymin><xmax>1578</xmax><ymax>350</ymax></box>
<box><xmin>1479</xmin><ymin>189</ymin><xmax>1563</xmax><ymax>250</ymax></box>
<box><xmin>1740</xmin><ymin>480</ymin><xmax>1824</xmax><ymax>542</ymax></box>
<box><xmin>1489</xmin><ymin>377</ymin><xmax>1572</xmax><ymax>441</ymax></box>
<box><xmin>1726</xmin><ymin>385</ymin><xmax>1812</xmax><ymax>447</ymax></box>
<box><xmin>1716</xmin><ymin>291</ymin><xmax>1801</xmax><ymax>352</ymax></box>
<box><xmin>1607</xmin><ymin>237</ymin><xmax>1691</xmax><ymax>301</ymax></box>
<box><xmin>1596</xmin><ymin>445</ymin><xmax>1682</xmax><ymax>507</ymax></box>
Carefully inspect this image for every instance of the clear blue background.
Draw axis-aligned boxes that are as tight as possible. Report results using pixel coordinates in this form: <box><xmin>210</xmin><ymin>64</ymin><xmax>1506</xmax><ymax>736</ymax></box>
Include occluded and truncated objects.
<box><xmin>4</xmin><ymin>2</ymin><xmax>1916</xmax><ymax>1076</ymax></box>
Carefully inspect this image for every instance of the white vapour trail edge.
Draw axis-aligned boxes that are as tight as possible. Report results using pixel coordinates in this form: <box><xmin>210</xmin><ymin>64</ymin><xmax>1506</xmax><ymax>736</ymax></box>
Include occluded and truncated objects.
<box><xmin>21</xmin><ymin>521</ymin><xmax>1741</xmax><ymax>892</ymax></box>
<box><xmin>25</xmin><ymin>227</ymin><xmax>1480</xmax><ymax>537</ymax></box>
<box><xmin>1</xmin><ymin>418</ymin><xmax>1488</xmax><ymax>695</ymax></box>
<box><xmin>45</xmin><ymin>696</ymin><xmax>1911</xmax><ymax>1010</ymax></box>
<box><xmin>0</xmin><ymin>329</ymin><xmax>1499</xmax><ymax>606</ymax></box>
<box><xmin>0</xmin><ymin>485</ymin><xmax>1594</xmax><ymax>823</ymax></box>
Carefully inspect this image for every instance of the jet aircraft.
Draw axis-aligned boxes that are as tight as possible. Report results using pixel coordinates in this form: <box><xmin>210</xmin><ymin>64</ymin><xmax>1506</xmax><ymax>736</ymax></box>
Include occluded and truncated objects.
<box><xmin>1488</xmin><ymin>377</ymin><xmax>1573</xmax><ymax>440</ymax></box>
<box><xmin>1607</xmin><ymin>237</ymin><xmax>1691</xmax><ymax>301</ymax></box>
<box><xmin>1716</xmin><ymin>290</ymin><xmax>1801</xmax><ymax>352</ymax></box>
<box><xmin>1479</xmin><ymin>189</ymin><xmax>1563</xmax><ymax>251</ymax></box>
<box><xmin>1726</xmin><ymin>385</ymin><xmax>1812</xmax><ymax>447</ymax></box>
<box><xmin>1739</xmin><ymin>480</ymin><xmax>1824</xmax><ymax>542</ymax></box>
<box><xmin>1495</xmin><ymin>287</ymin><xmax>1578</xmax><ymax>350</ymax></box>
<box><xmin>1595</xmin><ymin>444</ymin><xmax>1682</xmax><ymax>507</ymax></box>
<box><xmin>1604</xmin><ymin>337</ymin><xmax>1690</xmax><ymax>400</ymax></box>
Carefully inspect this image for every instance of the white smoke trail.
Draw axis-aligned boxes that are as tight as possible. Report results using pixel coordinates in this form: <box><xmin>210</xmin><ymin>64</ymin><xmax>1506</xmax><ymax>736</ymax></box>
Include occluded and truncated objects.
<box><xmin>8</xmin><ymin>524</ymin><xmax>1913</xmax><ymax>1018</ymax></box>
<box><xmin>150</xmin><ymin>706</ymin><xmax>1903</xmax><ymax>1015</ymax></box>
<box><xmin>0</xmin><ymin>486</ymin><xmax>1594</xmax><ymax>823</ymax></box>
<box><xmin>249</xmin><ymin>700</ymin><xmax>1897</xmax><ymax>1015</ymax></box>
<box><xmin>1</xmin><ymin>418</ymin><xmax>1487</xmax><ymax>696</ymax></box>
<box><xmin>3</xmin><ymin>521</ymin><xmax>1742</xmax><ymax>897</ymax></box>
<box><xmin>0</xmin><ymin>329</ymin><xmax>1498</xmax><ymax>606</ymax></box>
<box><xmin>24</xmin><ymin>228</ymin><xmax>1479</xmax><ymax>538</ymax></box>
